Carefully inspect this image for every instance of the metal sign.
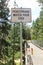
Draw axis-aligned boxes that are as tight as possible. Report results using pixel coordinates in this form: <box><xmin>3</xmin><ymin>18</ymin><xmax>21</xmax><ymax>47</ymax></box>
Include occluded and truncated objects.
<box><xmin>11</xmin><ymin>8</ymin><xmax>31</xmax><ymax>22</ymax></box>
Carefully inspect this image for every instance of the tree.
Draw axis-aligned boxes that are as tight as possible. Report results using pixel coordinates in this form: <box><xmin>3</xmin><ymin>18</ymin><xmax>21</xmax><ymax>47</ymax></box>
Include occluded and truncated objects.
<box><xmin>38</xmin><ymin>0</ymin><xmax>43</xmax><ymax>4</ymax></box>
<box><xmin>31</xmin><ymin>0</ymin><xmax>43</xmax><ymax>40</ymax></box>
<box><xmin>22</xmin><ymin>24</ymin><xmax>31</xmax><ymax>40</ymax></box>
<box><xmin>31</xmin><ymin>18</ymin><xmax>40</xmax><ymax>40</ymax></box>
<box><xmin>8</xmin><ymin>23</ymin><xmax>20</xmax><ymax>65</ymax></box>
<box><xmin>0</xmin><ymin>0</ymin><xmax>9</xmax><ymax>20</ymax></box>
<box><xmin>38</xmin><ymin>0</ymin><xmax>43</xmax><ymax>40</ymax></box>
<box><xmin>0</xmin><ymin>0</ymin><xmax>11</xmax><ymax>64</ymax></box>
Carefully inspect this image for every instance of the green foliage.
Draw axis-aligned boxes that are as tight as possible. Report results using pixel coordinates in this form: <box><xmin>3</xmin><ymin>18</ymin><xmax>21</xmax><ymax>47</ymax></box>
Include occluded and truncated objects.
<box><xmin>38</xmin><ymin>0</ymin><xmax>43</xmax><ymax>4</ymax></box>
<box><xmin>31</xmin><ymin>18</ymin><xmax>43</xmax><ymax>40</ymax></box>
<box><xmin>0</xmin><ymin>0</ymin><xmax>9</xmax><ymax>20</ymax></box>
<box><xmin>22</xmin><ymin>24</ymin><xmax>31</xmax><ymax>40</ymax></box>
<box><xmin>6</xmin><ymin>23</ymin><xmax>20</xmax><ymax>65</ymax></box>
<box><xmin>31</xmin><ymin>0</ymin><xmax>43</xmax><ymax>40</ymax></box>
<box><xmin>14</xmin><ymin>52</ymin><xmax>20</xmax><ymax>59</ymax></box>
<box><xmin>0</xmin><ymin>0</ymin><xmax>11</xmax><ymax>64</ymax></box>
<box><xmin>15</xmin><ymin>62</ymin><xmax>20</xmax><ymax>65</ymax></box>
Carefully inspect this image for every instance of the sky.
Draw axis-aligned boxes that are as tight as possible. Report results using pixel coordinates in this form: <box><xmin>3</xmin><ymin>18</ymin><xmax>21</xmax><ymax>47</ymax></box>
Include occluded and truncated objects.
<box><xmin>8</xmin><ymin>0</ymin><xmax>41</xmax><ymax>26</ymax></box>
<box><xmin>8</xmin><ymin>0</ymin><xmax>41</xmax><ymax>21</ymax></box>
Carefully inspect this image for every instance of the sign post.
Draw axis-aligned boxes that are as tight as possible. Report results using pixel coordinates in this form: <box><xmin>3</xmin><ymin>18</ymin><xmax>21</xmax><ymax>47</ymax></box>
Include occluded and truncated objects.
<box><xmin>20</xmin><ymin>23</ymin><xmax>22</xmax><ymax>65</ymax></box>
<box><xmin>11</xmin><ymin>8</ymin><xmax>31</xmax><ymax>65</ymax></box>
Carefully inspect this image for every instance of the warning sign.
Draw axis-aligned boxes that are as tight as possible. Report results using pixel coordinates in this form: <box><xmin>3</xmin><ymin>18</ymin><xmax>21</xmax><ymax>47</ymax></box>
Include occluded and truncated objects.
<box><xmin>11</xmin><ymin>8</ymin><xmax>31</xmax><ymax>23</ymax></box>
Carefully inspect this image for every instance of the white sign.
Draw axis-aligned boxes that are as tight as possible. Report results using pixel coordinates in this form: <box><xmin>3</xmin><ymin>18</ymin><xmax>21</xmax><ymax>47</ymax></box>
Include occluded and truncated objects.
<box><xmin>11</xmin><ymin>8</ymin><xmax>31</xmax><ymax>22</ymax></box>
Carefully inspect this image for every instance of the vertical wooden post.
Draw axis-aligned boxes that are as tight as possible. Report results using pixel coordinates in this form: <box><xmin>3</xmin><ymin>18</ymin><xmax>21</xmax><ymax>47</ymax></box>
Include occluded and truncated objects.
<box><xmin>20</xmin><ymin>23</ymin><xmax>22</xmax><ymax>65</ymax></box>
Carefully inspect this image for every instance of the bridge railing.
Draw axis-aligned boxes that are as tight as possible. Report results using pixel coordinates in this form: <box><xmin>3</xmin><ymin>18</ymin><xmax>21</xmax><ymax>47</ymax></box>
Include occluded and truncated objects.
<box><xmin>31</xmin><ymin>40</ymin><xmax>43</xmax><ymax>50</ymax></box>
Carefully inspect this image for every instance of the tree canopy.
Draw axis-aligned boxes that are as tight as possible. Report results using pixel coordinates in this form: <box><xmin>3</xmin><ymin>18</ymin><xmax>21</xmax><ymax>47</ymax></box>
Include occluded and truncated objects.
<box><xmin>31</xmin><ymin>0</ymin><xmax>43</xmax><ymax>40</ymax></box>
